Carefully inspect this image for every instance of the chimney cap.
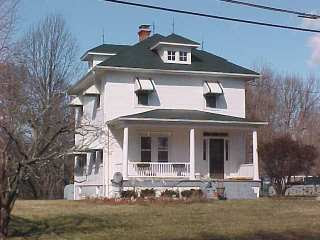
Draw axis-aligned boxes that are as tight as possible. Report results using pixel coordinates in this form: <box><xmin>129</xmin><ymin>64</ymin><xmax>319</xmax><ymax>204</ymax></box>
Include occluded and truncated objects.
<box><xmin>139</xmin><ymin>24</ymin><xmax>151</xmax><ymax>30</ymax></box>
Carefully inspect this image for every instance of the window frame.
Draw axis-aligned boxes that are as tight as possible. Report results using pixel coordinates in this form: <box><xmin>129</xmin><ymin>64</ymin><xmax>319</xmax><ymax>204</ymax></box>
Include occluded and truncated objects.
<box><xmin>141</xmin><ymin>136</ymin><xmax>152</xmax><ymax>162</ymax></box>
<box><xmin>179</xmin><ymin>51</ymin><xmax>187</xmax><ymax>62</ymax></box>
<box><xmin>205</xmin><ymin>94</ymin><xmax>217</xmax><ymax>108</ymax></box>
<box><xmin>157</xmin><ymin>136</ymin><xmax>169</xmax><ymax>162</ymax></box>
<box><xmin>96</xmin><ymin>95</ymin><xmax>101</xmax><ymax>109</ymax></box>
<box><xmin>137</xmin><ymin>91</ymin><xmax>149</xmax><ymax>106</ymax></box>
<box><xmin>167</xmin><ymin>50</ymin><xmax>176</xmax><ymax>61</ymax></box>
<box><xmin>77</xmin><ymin>154</ymin><xmax>87</xmax><ymax>176</ymax></box>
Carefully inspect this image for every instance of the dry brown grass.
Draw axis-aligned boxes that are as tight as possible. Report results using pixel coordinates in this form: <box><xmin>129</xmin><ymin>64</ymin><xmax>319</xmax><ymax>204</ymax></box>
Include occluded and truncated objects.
<box><xmin>9</xmin><ymin>198</ymin><xmax>320</xmax><ymax>240</ymax></box>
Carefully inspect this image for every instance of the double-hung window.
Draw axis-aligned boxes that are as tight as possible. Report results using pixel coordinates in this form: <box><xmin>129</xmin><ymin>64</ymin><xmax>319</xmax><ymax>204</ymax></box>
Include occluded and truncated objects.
<box><xmin>205</xmin><ymin>95</ymin><xmax>217</xmax><ymax>108</ymax></box>
<box><xmin>137</xmin><ymin>92</ymin><xmax>149</xmax><ymax>105</ymax></box>
<box><xmin>77</xmin><ymin>155</ymin><xmax>87</xmax><ymax>176</ymax></box>
<box><xmin>141</xmin><ymin>137</ymin><xmax>151</xmax><ymax>162</ymax></box>
<box><xmin>157</xmin><ymin>137</ymin><xmax>169</xmax><ymax>162</ymax></box>
<box><xmin>167</xmin><ymin>51</ymin><xmax>176</xmax><ymax>61</ymax></box>
<box><xmin>179</xmin><ymin>51</ymin><xmax>187</xmax><ymax>61</ymax></box>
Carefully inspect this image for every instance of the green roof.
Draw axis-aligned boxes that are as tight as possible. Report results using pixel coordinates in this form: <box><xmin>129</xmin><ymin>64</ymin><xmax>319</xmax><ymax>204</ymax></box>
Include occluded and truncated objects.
<box><xmin>87</xmin><ymin>44</ymin><xmax>129</xmax><ymax>54</ymax></box>
<box><xmin>97</xmin><ymin>34</ymin><xmax>258</xmax><ymax>75</ymax></box>
<box><xmin>160</xmin><ymin>33</ymin><xmax>200</xmax><ymax>46</ymax></box>
<box><xmin>113</xmin><ymin>109</ymin><xmax>266</xmax><ymax>126</ymax></box>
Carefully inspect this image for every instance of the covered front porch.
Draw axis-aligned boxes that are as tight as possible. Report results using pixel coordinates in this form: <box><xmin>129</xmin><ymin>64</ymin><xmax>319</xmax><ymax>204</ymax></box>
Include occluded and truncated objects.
<box><xmin>109</xmin><ymin>109</ymin><xmax>266</xmax><ymax>182</ymax></box>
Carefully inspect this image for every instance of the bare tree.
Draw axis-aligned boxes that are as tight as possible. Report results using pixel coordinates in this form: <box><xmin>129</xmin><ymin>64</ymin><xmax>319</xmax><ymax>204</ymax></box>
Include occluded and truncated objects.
<box><xmin>0</xmin><ymin>0</ymin><xmax>18</xmax><ymax>61</ymax></box>
<box><xmin>247</xmin><ymin>65</ymin><xmax>320</xmax><ymax>176</ymax></box>
<box><xmin>13</xmin><ymin>14</ymin><xmax>79</xmax><ymax>200</ymax></box>
<box><xmin>0</xmin><ymin>14</ymin><xmax>79</xmax><ymax>238</ymax></box>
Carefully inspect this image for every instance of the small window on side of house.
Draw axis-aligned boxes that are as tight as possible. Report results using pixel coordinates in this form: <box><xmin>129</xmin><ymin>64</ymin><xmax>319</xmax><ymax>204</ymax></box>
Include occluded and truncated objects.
<box><xmin>179</xmin><ymin>51</ymin><xmax>187</xmax><ymax>61</ymax></box>
<box><xmin>167</xmin><ymin>51</ymin><xmax>176</xmax><ymax>61</ymax></box>
<box><xmin>96</xmin><ymin>95</ymin><xmax>101</xmax><ymax>109</ymax></box>
<box><xmin>77</xmin><ymin>155</ymin><xmax>87</xmax><ymax>176</ymax></box>
<box><xmin>205</xmin><ymin>95</ymin><xmax>217</xmax><ymax>108</ymax></box>
<box><xmin>137</xmin><ymin>92</ymin><xmax>149</xmax><ymax>106</ymax></box>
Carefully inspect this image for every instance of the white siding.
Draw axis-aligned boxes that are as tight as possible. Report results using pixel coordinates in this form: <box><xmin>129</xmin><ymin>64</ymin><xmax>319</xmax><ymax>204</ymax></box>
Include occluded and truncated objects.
<box><xmin>104</xmin><ymin>71</ymin><xmax>246</xmax><ymax>121</ymax></box>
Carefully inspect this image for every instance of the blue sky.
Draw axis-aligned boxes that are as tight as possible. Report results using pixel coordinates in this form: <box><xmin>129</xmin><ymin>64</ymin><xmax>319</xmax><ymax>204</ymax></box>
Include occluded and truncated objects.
<box><xmin>17</xmin><ymin>0</ymin><xmax>320</xmax><ymax>75</ymax></box>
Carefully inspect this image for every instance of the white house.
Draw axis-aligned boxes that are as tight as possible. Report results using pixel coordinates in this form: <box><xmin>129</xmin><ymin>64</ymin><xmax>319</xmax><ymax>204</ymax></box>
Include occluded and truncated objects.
<box><xmin>68</xmin><ymin>25</ymin><xmax>267</xmax><ymax>200</ymax></box>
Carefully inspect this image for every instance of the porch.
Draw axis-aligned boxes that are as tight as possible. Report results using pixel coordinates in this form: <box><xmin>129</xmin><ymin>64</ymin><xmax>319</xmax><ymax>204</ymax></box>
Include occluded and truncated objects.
<box><xmin>109</xmin><ymin>109</ymin><xmax>266</xmax><ymax>182</ymax></box>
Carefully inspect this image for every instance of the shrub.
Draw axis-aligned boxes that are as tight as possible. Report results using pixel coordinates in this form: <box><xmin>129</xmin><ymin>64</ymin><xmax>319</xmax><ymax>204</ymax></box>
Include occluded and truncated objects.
<box><xmin>161</xmin><ymin>189</ymin><xmax>179</xmax><ymax>198</ymax></box>
<box><xmin>181</xmin><ymin>189</ymin><xmax>203</xmax><ymax>198</ymax></box>
<box><xmin>140</xmin><ymin>188</ymin><xmax>156</xmax><ymax>198</ymax></box>
<box><xmin>121</xmin><ymin>190</ymin><xmax>137</xmax><ymax>199</ymax></box>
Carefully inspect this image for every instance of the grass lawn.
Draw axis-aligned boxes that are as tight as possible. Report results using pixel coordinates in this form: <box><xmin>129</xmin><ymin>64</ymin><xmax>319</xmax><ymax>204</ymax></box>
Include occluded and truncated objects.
<box><xmin>9</xmin><ymin>198</ymin><xmax>320</xmax><ymax>240</ymax></box>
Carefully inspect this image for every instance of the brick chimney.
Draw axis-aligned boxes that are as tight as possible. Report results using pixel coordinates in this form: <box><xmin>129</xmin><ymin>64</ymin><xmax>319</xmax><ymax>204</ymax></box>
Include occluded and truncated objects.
<box><xmin>138</xmin><ymin>24</ymin><xmax>151</xmax><ymax>42</ymax></box>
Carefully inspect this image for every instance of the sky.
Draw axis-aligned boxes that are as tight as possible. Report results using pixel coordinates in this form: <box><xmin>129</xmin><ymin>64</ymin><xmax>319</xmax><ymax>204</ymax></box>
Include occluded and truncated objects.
<box><xmin>17</xmin><ymin>0</ymin><xmax>320</xmax><ymax>76</ymax></box>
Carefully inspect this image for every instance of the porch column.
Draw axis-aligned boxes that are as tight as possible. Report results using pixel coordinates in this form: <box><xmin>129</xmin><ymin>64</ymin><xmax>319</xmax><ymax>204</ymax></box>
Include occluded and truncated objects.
<box><xmin>122</xmin><ymin>127</ymin><xmax>129</xmax><ymax>180</ymax></box>
<box><xmin>252</xmin><ymin>130</ymin><xmax>259</xmax><ymax>181</ymax></box>
<box><xmin>189</xmin><ymin>128</ymin><xmax>195</xmax><ymax>180</ymax></box>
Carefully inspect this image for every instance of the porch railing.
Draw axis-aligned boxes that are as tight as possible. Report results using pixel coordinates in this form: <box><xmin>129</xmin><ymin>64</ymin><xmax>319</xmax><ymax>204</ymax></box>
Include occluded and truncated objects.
<box><xmin>128</xmin><ymin>162</ymin><xmax>190</xmax><ymax>178</ymax></box>
<box><xmin>238</xmin><ymin>164</ymin><xmax>254</xmax><ymax>179</ymax></box>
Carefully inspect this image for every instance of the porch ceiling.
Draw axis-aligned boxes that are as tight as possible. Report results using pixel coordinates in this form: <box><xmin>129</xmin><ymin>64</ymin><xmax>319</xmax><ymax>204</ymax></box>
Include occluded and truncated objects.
<box><xmin>108</xmin><ymin>109</ymin><xmax>268</xmax><ymax>127</ymax></box>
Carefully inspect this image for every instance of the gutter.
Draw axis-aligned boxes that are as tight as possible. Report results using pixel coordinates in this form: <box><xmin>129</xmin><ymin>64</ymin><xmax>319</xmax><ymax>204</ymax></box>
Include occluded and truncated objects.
<box><xmin>95</xmin><ymin>65</ymin><xmax>261</xmax><ymax>79</ymax></box>
<box><xmin>110</xmin><ymin>117</ymin><xmax>268</xmax><ymax>126</ymax></box>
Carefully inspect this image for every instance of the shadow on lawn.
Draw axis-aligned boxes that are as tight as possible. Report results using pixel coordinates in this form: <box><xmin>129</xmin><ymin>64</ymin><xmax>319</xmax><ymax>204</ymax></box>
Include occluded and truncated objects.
<box><xmin>169</xmin><ymin>231</ymin><xmax>320</xmax><ymax>240</ymax></box>
<box><xmin>9</xmin><ymin>214</ymin><xmax>134</xmax><ymax>238</ymax></box>
<box><xmin>10</xmin><ymin>215</ymin><xmax>320</xmax><ymax>240</ymax></box>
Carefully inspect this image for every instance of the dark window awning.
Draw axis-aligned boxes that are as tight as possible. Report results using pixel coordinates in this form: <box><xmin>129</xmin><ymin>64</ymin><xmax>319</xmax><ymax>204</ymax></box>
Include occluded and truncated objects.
<box><xmin>109</xmin><ymin>109</ymin><xmax>268</xmax><ymax>127</ymax></box>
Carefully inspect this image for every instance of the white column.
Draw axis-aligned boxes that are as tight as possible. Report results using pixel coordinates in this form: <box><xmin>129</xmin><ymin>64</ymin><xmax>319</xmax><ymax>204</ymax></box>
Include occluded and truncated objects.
<box><xmin>122</xmin><ymin>127</ymin><xmax>129</xmax><ymax>180</ymax></box>
<box><xmin>252</xmin><ymin>130</ymin><xmax>259</xmax><ymax>181</ymax></box>
<box><xmin>189</xmin><ymin>128</ymin><xmax>195</xmax><ymax>180</ymax></box>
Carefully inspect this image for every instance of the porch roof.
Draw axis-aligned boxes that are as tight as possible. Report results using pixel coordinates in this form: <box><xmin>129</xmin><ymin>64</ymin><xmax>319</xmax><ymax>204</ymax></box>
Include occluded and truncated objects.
<box><xmin>109</xmin><ymin>109</ymin><xmax>268</xmax><ymax>127</ymax></box>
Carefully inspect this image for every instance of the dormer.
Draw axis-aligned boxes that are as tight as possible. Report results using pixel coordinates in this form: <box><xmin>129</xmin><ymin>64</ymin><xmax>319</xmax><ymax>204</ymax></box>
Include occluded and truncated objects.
<box><xmin>150</xmin><ymin>33</ymin><xmax>200</xmax><ymax>65</ymax></box>
<box><xmin>81</xmin><ymin>44</ymin><xmax>129</xmax><ymax>70</ymax></box>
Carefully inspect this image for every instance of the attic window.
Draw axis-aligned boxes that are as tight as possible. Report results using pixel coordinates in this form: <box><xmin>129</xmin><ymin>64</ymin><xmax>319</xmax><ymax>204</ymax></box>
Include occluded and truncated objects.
<box><xmin>179</xmin><ymin>51</ymin><xmax>187</xmax><ymax>61</ymax></box>
<box><xmin>167</xmin><ymin>51</ymin><xmax>176</xmax><ymax>61</ymax></box>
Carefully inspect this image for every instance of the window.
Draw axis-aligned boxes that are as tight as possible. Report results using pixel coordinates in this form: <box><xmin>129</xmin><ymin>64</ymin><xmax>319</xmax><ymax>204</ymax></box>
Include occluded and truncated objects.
<box><xmin>167</xmin><ymin>51</ymin><xmax>176</xmax><ymax>61</ymax></box>
<box><xmin>137</xmin><ymin>92</ymin><xmax>149</xmax><ymax>106</ymax></box>
<box><xmin>77</xmin><ymin>155</ymin><xmax>87</xmax><ymax>176</ymax></box>
<box><xmin>157</xmin><ymin>137</ymin><xmax>168</xmax><ymax>162</ymax></box>
<box><xmin>179</xmin><ymin>51</ymin><xmax>187</xmax><ymax>61</ymax></box>
<box><xmin>76</xmin><ymin>107</ymin><xmax>83</xmax><ymax>127</ymax></box>
<box><xmin>141</xmin><ymin>137</ymin><xmax>151</xmax><ymax>162</ymax></box>
<box><xmin>96</xmin><ymin>95</ymin><xmax>101</xmax><ymax>108</ymax></box>
<box><xmin>91</xmin><ymin>152</ymin><xmax>96</xmax><ymax>166</ymax></box>
<box><xmin>225</xmin><ymin>140</ymin><xmax>229</xmax><ymax>161</ymax></box>
<box><xmin>203</xmin><ymin>139</ymin><xmax>207</xmax><ymax>160</ymax></box>
<box><xmin>205</xmin><ymin>95</ymin><xmax>217</xmax><ymax>108</ymax></box>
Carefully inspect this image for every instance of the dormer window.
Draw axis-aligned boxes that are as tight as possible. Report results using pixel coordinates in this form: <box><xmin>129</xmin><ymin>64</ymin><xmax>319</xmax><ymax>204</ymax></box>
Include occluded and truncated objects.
<box><xmin>167</xmin><ymin>51</ymin><xmax>176</xmax><ymax>61</ymax></box>
<box><xmin>135</xmin><ymin>78</ymin><xmax>155</xmax><ymax>106</ymax></box>
<box><xmin>179</xmin><ymin>51</ymin><xmax>187</xmax><ymax>62</ymax></box>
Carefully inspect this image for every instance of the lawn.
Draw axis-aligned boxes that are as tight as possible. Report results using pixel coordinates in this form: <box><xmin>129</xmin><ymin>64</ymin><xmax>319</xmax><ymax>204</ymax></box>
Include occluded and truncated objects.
<box><xmin>9</xmin><ymin>198</ymin><xmax>320</xmax><ymax>240</ymax></box>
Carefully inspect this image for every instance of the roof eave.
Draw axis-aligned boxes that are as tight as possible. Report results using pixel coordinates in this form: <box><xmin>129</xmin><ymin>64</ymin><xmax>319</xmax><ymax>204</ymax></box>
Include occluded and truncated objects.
<box><xmin>96</xmin><ymin>65</ymin><xmax>260</xmax><ymax>79</ymax></box>
<box><xmin>68</xmin><ymin>69</ymin><xmax>96</xmax><ymax>95</ymax></box>
<box><xmin>109</xmin><ymin>117</ymin><xmax>268</xmax><ymax>127</ymax></box>
<box><xmin>80</xmin><ymin>52</ymin><xmax>117</xmax><ymax>61</ymax></box>
<box><xmin>150</xmin><ymin>41</ymin><xmax>200</xmax><ymax>50</ymax></box>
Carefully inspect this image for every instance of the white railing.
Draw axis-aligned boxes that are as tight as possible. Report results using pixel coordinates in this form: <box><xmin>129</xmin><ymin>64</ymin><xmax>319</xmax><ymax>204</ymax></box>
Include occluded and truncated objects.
<box><xmin>128</xmin><ymin>162</ymin><xmax>190</xmax><ymax>178</ymax></box>
<box><xmin>238</xmin><ymin>164</ymin><xmax>254</xmax><ymax>179</ymax></box>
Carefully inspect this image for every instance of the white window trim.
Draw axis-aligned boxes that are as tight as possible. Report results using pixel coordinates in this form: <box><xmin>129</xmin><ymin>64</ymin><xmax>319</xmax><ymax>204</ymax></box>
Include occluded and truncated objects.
<box><xmin>139</xmin><ymin>134</ymin><xmax>171</xmax><ymax>163</ymax></box>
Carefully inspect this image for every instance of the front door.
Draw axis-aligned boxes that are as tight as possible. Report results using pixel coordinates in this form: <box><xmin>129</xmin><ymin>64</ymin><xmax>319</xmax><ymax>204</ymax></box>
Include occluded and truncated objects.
<box><xmin>209</xmin><ymin>139</ymin><xmax>224</xmax><ymax>179</ymax></box>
